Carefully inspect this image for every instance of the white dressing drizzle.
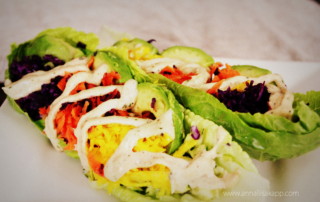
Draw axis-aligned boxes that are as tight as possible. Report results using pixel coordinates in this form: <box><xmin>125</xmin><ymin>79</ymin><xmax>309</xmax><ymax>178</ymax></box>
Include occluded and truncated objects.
<box><xmin>137</xmin><ymin>57</ymin><xmax>210</xmax><ymax>88</ymax></box>
<box><xmin>102</xmin><ymin>110</ymin><xmax>228</xmax><ymax>193</ymax></box>
<box><xmin>45</xmin><ymin>79</ymin><xmax>137</xmax><ymax>151</ymax></box>
<box><xmin>74</xmin><ymin>79</ymin><xmax>138</xmax><ymax>156</ymax></box>
<box><xmin>3</xmin><ymin>58</ymin><xmax>89</xmax><ymax>99</ymax></box>
<box><xmin>44</xmin><ymin>85</ymin><xmax>123</xmax><ymax>151</ymax></box>
<box><xmin>44</xmin><ymin>64</ymin><xmax>114</xmax><ymax>150</ymax></box>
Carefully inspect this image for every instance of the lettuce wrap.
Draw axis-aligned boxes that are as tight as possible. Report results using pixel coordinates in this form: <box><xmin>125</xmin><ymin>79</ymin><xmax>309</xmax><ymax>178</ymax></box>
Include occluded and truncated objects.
<box><xmin>76</xmin><ymin>85</ymin><xmax>269</xmax><ymax>201</ymax></box>
<box><xmin>111</xmin><ymin>37</ymin><xmax>320</xmax><ymax>161</ymax></box>
<box><xmin>3</xmin><ymin>27</ymin><xmax>99</xmax><ymax>130</ymax></box>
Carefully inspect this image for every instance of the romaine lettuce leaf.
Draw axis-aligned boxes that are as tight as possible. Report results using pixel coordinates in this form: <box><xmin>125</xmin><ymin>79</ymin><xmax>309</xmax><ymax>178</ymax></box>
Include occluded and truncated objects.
<box><xmin>7</xmin><ymin>27</ymin><xmax>99</xmax><ymax>67</ymax></box>
<box><xmin>93</xmin><ymin>48</ymin><xmax>134</xmax><ymax>83</ymax></box>
<box><xmin>4</xmin><ymin>27</ymin><xmax>100</xmax><ymax>130</ymax></box>
<box><xmin>36</xmin><ymin>27</ymin><xmax>99</xmax><ymax>52</ymax></box>
<box><xmin>293</xmin><ymin>90</ymin><xmax>320</xmax><ymax>116</ymax></box>
<box><xmin>182</xmin><ymin>110</ymin><xmax>269</xmax><ymax>201</ymax></box>
<box><xmin>149</xmin><ymin>73</ymin><xmax>320</xmax><ymax>161</ymax></box>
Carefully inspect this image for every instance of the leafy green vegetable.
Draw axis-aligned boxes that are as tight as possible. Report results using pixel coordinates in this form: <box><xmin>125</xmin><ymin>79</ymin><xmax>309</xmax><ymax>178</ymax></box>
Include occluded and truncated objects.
<box><xmin>294</xmin><ymin>91</ymin><xmax>320</xmax><ymax>116</ymax></box>
<box><xmin>36</xmin><ymin>27</ymin><xmax>99</xmax><ymax>53</ymax></box>
<box><xmin>93</xmin><ymin>48</ymin><xmax>134</xmax><ymax>83</ymax></box>
<box><xmin>5</xmin><ymin>27</ymin><xmax>100</xmax><ymax>127</ymax></box>
<box><xmin>182</xmin><ymin>110</ymin><xmax>268</xmax><ymax>200</ymax></box>
<box><xmin>113</xmin><ymin>38</ymin><xmax>159</xmax><ymax>57</ymax></box>
<box><xmin>7</xmin><ymin>27</ymin><xmax>99</xmax><ymax>67</ymax></box>
<box><xmin>149</xmin><ymin>73</ymin><xmax>320</xmax><ymax>161</ymax></box>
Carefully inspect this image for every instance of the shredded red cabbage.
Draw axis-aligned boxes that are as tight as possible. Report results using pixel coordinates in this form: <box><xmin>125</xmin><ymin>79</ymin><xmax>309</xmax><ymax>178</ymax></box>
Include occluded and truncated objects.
<box><xmin>16</xmin><ymin>76</ymin><xmax>64</xmax><ymax>121</ymax></box>
<box><xmin>9</xmin><ymin>55</ymin><xmax>65</xmax><ymax>82</ymax></box>
<box><xmin>191</xmin><ymin>125</ymin><xmax>200</xmax><ymax>140</ymax></box>
<box><xmin>214</xmin><ymin>81</ymin><xmax>270</xmax><ymax>114</ymax></box>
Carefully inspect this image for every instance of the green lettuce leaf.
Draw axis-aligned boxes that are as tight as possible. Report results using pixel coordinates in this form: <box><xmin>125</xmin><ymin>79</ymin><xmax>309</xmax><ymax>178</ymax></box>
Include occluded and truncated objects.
<box><xmin>7</xmin><ymin>27</ymin><xmax>99</xmax><ymax>67</ymax></box>
<box><xmin>163</xmin><ymin>88</ymin><xmax>185</xmax><ymax>153</ymax></box>
<box><xmin>5</xmin><ymin>27</ymin><xmax>100</xmax><ymax>131</ymax></box>
<box><xmin>93</xmin><ymin>48</ymin><xmax>134</xmax><ymax>83</ymax></box>
<box><xmin>149</xmin><ymin>73</ymin><xmax>320</xmax><ymax>161</ymax></box>
<box><xmin>37</xmin><ymin>27</ymin><xmax>99</xmax><ymax>52</ymax></box>
<box><xmin>293</xmin><ymin>91</ymin><xmax>320</xmax><ymax>116</ymax></box>
<box><xmin>98</xmin><ymin>46</ymin><xmax>151</xmax><ymax>83</ymax></box>
<box><xmin>182</xmin><ymin>110</ymin><xmax>268</xmax><ymax>201</ymax></box>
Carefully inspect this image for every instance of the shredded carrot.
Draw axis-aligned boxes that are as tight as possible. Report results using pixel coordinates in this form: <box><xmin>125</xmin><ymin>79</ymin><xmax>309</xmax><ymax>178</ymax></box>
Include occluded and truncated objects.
<box><xmin>52</xmin><ymin>70</ymin><xmax>122</xmax><ymax>151</ymax></box>
<box><xmin>57</xmin><ymin>72</ymin><xmax>73</xmax><ymax>91</ymax></box>
<box><xmin>70</xmin><ymin>82</ymin><xmax>89</xmax><ymax>95</ymax></box>
<box><xmin>209</xmin><ymin>62</ymin><xmax>240</xmax><ymax>83</ymax></box>
<box><xmin>39</xmin><ymin>106</ymin><xmax>50</xmax><ymax>119</ymax></box>
<box><xmin>207</xmin><ymin>62</ymin><xmax>241</xmax><ymax>94</ymax></box>
<box><xmin>54</xmin><ymin>89</ymin><xmax>120</xmax><ymax>150</ymax></box>
<box><xmin>159</xmin><ymin>66</ymin><xmax>196</xmax><ymax>84</ymax></box>
<box><xmin>101</xmin><ymin>72</ymin><xmax>121</xmax><ymax>86</ymax></box>
<box><xmin>218</xmin><ymin>64</ymin><xmax>240</xmax><ymax>80</ymax></box>
<box><xmin>55</xmin><ymin>103</ymin><xmax>86</xmax><ymax>150</ymax></box>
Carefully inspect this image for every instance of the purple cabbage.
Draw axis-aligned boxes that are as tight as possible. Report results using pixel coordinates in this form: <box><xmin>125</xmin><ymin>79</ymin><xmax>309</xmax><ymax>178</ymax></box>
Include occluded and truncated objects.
<box><xmin>191</xmin><ymin>125</ymin><xmax>200</xmax><ymax>140</ymax></box>
<box><xmin>16</xmin><ymin>76</ymin><xmax>64</xmax><ymax>121</ymax></box>
<box><xmin>9</xmin><ymin>54</ymin><xmax>65</xmax><ymax>82</ymax></box>
<box><xmin>214</xmin><ymin>81</ymin><xmax>270</xmax><ymax>114</ymax></box>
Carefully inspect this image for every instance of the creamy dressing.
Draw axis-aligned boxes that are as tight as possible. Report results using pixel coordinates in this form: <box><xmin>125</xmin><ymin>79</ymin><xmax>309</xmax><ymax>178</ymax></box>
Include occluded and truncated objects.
<box><xmin>74</xmin><ymin>79</ymin><xmax>138</xmax><ymax>159</ymax></box>
<box><xmin>137</xmin><ymin>57</ymin><xmax>210</xmax><ymax>88</ymax></box>
<box><xmin>44</xmin><ymin>85</ymin><xmax>123</xmax><ymax>151</ymax></box>
<box><xmin>78</xmin><ymin>116</ymin><xmax>150</xmax><ymax>171</ymax></box>
<box><xmin>105</xmin><ymin>110</ymin><xmax>228</xmax><ymax>193</ymax></box>
<box><xmin>45</xmin><ymin>78</ymin><xmax>137</xmax><ymax>151</ymax></box>
<box><xmin>58</xmin><ymin>64</ymin><xmax>109</xmax><ymax>99</ymax></box>
<box><xmin>3</xmin><ymin>58</ymin><xmax>90</xmax><ymax>99</ymax></box>
<box><xmin>104</xmin><ymin>113</ymin><xmax>228</xmax><ymax>193</ymax></box>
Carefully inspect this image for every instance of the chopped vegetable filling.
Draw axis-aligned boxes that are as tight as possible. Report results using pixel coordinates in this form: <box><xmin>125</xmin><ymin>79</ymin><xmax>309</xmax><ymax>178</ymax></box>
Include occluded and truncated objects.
<box><xmin>159</xmin><ymin>66</ymin><xmax>197</xmax><ymax>84</ymax></box>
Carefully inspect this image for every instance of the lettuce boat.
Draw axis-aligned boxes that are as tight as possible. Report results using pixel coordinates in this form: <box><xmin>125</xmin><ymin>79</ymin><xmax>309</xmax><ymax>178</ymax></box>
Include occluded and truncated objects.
<box><xmin>3</xmin><ymin>27</ymin><xmax>99</xmax><ymax>130</ymax></box>
<box><xmin>112</xmin><ymin>37</ymin><xmax>320</xmax><ymax>161</ymax></box>
<box><xmin>75</xmin><ymin>84</ymin><xmax>269</xmax><ymax>201</ymax></box>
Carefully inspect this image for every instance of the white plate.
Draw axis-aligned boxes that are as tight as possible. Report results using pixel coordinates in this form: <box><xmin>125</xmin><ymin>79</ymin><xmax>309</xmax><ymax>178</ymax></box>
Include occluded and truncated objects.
<box><xmin>0</xmin><ymin>58</ymin><xmax>319</xmax><ymax>202</ymax></box>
